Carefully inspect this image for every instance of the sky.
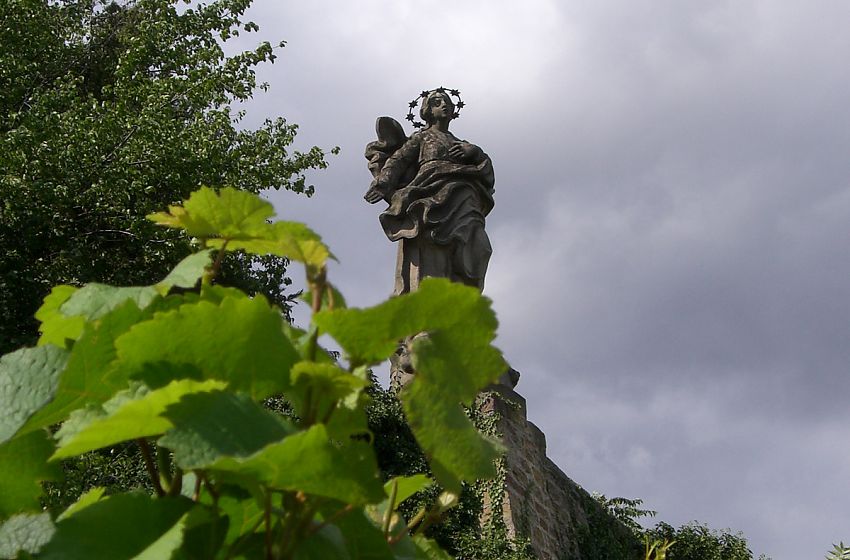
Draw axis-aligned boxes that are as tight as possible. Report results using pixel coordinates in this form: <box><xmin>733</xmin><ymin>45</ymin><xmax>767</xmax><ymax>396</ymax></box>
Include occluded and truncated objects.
<box><xmin>231</xmin><ymin>2</ymin><xmax>850</xmax><ymax>558</ymax></box>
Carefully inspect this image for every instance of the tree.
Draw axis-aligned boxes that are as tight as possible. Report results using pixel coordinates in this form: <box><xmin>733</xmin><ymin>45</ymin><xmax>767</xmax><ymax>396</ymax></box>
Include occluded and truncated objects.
<box><xmin>0</xmin><ymin>0</ymin><xmax>332</xmax><ymax>354</ymax></box>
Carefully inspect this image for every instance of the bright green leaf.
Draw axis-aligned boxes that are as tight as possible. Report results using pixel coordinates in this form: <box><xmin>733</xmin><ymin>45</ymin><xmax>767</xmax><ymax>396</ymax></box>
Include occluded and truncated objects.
<box><xmin>155</xmin><ymin>249</ymin><xmax>214</xmax><ymax>295</ymax></box>
<box><xmin>0</xmin><ymin>431</ymin><xmax>60</xmax><ymax>519</ymax></box>
<box><xmin>147</xmin><ymin>186</ymin><xmax>275</xmax><ymax>238</ymax></box>
<box><xmin>313</xmin><ymin>278</ymin><xmax>500</xmax><ymax>378</ymax></box>
<box><xmin>115</xmin><ymin>295</ymin><xmax>298</xmax><ymax>399</ymax></box>
<box><xmin>289</xmin><ymin>362</ymin><xmax>367</xmax><ymax>423</ymax></box>
<box><xmin>158</xmin><ymin>390</ymin><xmax>294</xmax><ymax>469</ymax></box>
<box><xmin>383</xmin><ymin>475</ymin><xmax>434</xmax><ymax>508</ymax></box>
<box><xmin>208</xmin><ymin>220</ymin><xmax>333</xmax><ymax>269</ymax></box>
<box><xmin>0</xmin><ymin>345</ymin><xmax>68</xmax><ymax>444</ymax></box>
<box><xmin>53</xmin><ymin>379</ymin><xmax>227</xmax><ymax>459</ymax></box>
<box><xmin>35</xmin><ymin>286</ymin><xmax>85</xmax><ymax>347</ymax></box>
<box><xmin>210</xmin><ymin>424</ymin><xmax>384</xmax><ymax>505</ymax></box>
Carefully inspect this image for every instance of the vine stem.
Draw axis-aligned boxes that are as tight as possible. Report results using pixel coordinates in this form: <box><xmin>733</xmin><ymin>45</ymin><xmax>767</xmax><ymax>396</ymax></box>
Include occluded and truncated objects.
<box><xmin>383</xmin><ymin>479</ymin><xmax>398</xmax><ymax>538</ymax></box>
<box><xmin>136</xmin><ymin>439</ymin><xmax>164</xmax><ymax>497</ymax></box>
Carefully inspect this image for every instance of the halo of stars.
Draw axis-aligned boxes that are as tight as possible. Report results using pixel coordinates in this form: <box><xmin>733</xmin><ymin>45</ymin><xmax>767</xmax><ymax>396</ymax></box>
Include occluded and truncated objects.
<box><xmin>405</xmin><ymin>87</ymin><xmax>464</xmax><ymax>129</ymax></box>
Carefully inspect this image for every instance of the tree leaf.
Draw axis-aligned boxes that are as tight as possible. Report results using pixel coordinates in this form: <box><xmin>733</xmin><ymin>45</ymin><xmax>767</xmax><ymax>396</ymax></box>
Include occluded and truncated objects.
<box><xmin>35</xmin><ymin>286</ymin><xmax>85</xmax><ymax>347</ymax></box>
<box><xmin>53</xmin><ymin>379</ymin><xmax>227</xmax><ymax>460</ymax></box>
<box><xmin>209</xmin><ymin>424</ymin><xmax>384</xmax><ymax>505</ymax></box>
<box><xmin>157</xmin><ymin>390</ymin><xmax>294</xmax><ymax>469</ymax></box>
<box><xmin>0</xmin><ymin>512</ymin><xmax>55</xmax><ymax>558</ymax></box>
<box><xmin>115</xmin><ymin>295</ymin><xmax>298</xmax><ymax>399</ymax></box>
<box><xmin>0</xmin><ymin>431</ymin><xmax>60</xmax><ymax>519</ymax></box>
<box><xmin>0</xmin><ymin>345</ymin><xmax>68</xmax><ymax>444</ymax></box>
<box><xmin>38</xmin><ymin>494</ymin><xmax>194</xmax><ymax>560</ymax></box>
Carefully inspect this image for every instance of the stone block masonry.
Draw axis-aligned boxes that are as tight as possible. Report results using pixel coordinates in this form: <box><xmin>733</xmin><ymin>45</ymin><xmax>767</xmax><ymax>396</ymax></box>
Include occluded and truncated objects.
<box><xmin>479</xmin><ymin>383</ymin><xmax>640</xmax><ymax>560</ymax></box>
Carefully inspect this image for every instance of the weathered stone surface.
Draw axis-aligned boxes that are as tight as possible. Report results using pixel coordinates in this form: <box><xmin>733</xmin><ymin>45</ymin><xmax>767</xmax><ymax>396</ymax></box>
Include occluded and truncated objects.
<box><xmin>480</xmin><ymin>384</ymin><xmax>640</xmax><ymax>559</ymax></box>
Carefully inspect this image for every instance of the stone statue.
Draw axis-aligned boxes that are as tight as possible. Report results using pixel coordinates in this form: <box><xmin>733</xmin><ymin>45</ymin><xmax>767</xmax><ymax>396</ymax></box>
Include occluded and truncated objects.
<box><xmin>364</xmin><ymin>88</ymin><xmax>511</xmax><ymax>389</ymax></box>
<box><xmin>364</xmin><ymin>88</ymin><xmax>495</xmax><ymax>295</ymax></box>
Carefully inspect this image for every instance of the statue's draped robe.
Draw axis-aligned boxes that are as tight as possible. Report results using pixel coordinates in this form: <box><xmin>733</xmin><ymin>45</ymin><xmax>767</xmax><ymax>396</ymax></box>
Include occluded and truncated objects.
<box><xmin>367</xmin><ymin>127</ymin><xmax>495</xmax><ymax>294</ymax></box>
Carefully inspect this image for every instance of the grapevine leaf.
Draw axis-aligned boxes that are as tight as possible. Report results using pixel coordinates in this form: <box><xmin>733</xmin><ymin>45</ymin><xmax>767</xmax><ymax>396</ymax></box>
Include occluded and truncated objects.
<box><xmin>0</xmin><ymin>431</ymin><xmax>60</xmax><ymax>519</ymax></box>
<box><xmin>316</xmin><ymin>505</ymin><xmax>394</xmax><ymax>560</ymax></box>
<box><xmin>38</xmin><ymin>494</ymin><xmax>193</xmax><ymax>560</ymax></box>
<box><xmin>383</xmin><ymin>475</ymin><xmax>433</xmax><ymax>508</ymax></box>
<box><xmin>60</xmin><ymin>284</ymin><xmax>158</xmax><ymax>321</ymax></box>
<box><xmin>35</xmin><ymin>286</ymin><xmax>85</xmax><ymax>347</ymax></box>
<box><xmin>412</xmin><ymin>535</ymin><xmax>453</xmax><ymax>560</ymax></box>
<box><xmin>115</xmin><ymin>295</ymin><xmax>298</xmax><ymax>399</ymax></box>
<box><xmin>313</xmin><ymin>278</ymin><xmax>500</xmax><ymax>380</ymax></box>
<box><xmin>53</xmin><ymin>379</ymin><xmax>227</xmax><ymax>459</ymax></box>
<box><xmin>154</xmin><ymin>249</ymin><xmax>214</xmax><ymax>295</ymax></box>
<box><xmin>157</xmin><ymin>390</ymin><xmax>294</xmax><ymax>469</ymax></box>
<box><xmin>214</xmin><ymin>490</ymin><xmax>263</xmax><ymax>546</ymax></box>
<box><xmin>293</xmin><ymin>524</ymin><xmax>350</xmax><ymax>560</ymax></box>
<box><xmin>20</xmin><ymin>300</ymin><xmax>149</xmax><ymax>433</ymax></box>
<box><xmin>0</xmin><ymin>513</ymin><xmax>55</xmax><ymax>558</ymax></box>
<box><xmin>0</xmin><ymin>345</ymin><xmax>68</xmax><ymax>444</ymax></box>
<box><xmin>289</xmin><ymin>362</ymin><xmax>367</xmax><ymax>423</ymax></box>
<box><xmin>315</xmin><ymin>279</ymin><xmax>506</xmax><ymax>491</ymax></box>
<box><xmin>402</xmin><ymin>381</ymin><xmax>502</xmax><ymax>493</ymax></box>
<box><xmin>57</xmin><ymin>487</ymin><xmax>106</xmax><ymax>521</ymax></box>
<box><xmin>300</xmin><ymin>281</ymin><xmax>347</xmax><ymax>310</ymax></box>
<box><xmin>207</xmin><ymin>220</ymin><xmax>334</xmax><ymax>269</ymax></box>
<box><xmin>209</xmin><ymin>424</ymin><xmax>384</xmax><ymax>505</ymax></box>
<box><xmin>147</xmin><ymin>186</ymin><xmax>275</xmax><ymax>238</ymax></box>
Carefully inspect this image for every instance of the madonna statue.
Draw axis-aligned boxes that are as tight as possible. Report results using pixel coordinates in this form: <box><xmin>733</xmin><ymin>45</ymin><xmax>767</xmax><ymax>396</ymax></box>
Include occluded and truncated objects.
<box><xmin>364</xmin><ymin>88</ymin><xmax>495</xmax><ymax>295</ymax></box>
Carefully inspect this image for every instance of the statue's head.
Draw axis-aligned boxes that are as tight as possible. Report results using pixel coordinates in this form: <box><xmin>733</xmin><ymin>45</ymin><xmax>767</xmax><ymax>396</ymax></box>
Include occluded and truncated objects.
<box><xmin>420</xmin><ymin>90</ymin><xmax>455</xmax><ymax>125</ymax></box>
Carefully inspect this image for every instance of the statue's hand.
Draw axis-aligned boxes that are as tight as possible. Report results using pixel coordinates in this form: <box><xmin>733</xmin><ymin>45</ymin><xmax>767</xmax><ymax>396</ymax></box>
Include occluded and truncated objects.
<box><xmin>364</xmin><ymin>181</ymin><xmax>386</xmax><ymax>204</ymax></box>
<box><xmin>449</xmin><ymin>141</ymin><xmax>481</xmax><ymax>163</ymax></box>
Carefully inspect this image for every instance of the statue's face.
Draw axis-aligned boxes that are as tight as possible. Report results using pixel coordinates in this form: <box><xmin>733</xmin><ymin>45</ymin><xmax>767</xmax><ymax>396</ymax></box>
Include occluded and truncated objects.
<box><xmin>425</xmin><ymin>93</ymin><xmax>453</xmax><ymax>122</ymax></box>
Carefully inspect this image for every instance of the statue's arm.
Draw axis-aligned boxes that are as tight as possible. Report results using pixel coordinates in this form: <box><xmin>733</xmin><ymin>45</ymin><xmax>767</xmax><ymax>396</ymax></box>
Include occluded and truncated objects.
<box><xmin>364</xmin><ymin>135</ymin><xmax>420</xmax><ymax>204</ymax></box>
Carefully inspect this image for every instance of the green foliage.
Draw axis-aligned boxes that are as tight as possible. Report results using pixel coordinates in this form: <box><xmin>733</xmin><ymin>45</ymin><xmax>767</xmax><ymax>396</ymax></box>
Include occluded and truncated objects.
<box><xmin>0</xmin><ymin>0</ymin><xmax>333</xmax><ymax>355</ymax></box>
<box><xmin>592</xmin><ymin>493</ymin><xmax>656</xmax><ymax>535</ymax></box>
<box><xmin>826</xmin><ymin>542</ymin><xmax>850</xmax><ymax>560</ymax></box>
<box><xmin>644</xmin><ymin>521</ymin><xmax>763</xmax><ymax>560</ymax></box>
<box><xmin>0</xmin><ymin>187</ymin><xmax>507</xmax><ymax>559</ymax></box>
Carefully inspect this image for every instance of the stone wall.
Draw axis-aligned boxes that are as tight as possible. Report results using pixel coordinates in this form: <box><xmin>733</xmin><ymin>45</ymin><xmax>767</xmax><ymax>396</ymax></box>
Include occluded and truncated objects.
<box><xmin>479</xmin><ymin>384</ymin><xmax>640</xmax><ymax>560</ymax></box>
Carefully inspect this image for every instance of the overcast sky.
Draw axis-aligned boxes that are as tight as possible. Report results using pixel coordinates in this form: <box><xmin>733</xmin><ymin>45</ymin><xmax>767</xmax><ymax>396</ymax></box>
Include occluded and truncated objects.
<box><xmin>232</xmin><ymin>2</ymin><xmax>850</xmax><ymax>558</ymax></box>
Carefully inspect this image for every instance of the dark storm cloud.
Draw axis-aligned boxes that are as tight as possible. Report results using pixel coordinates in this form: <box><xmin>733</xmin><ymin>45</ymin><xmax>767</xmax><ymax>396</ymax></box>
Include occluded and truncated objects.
<box><xmin>234</xmin><ymin>2</ymin><xmax>850</xmax><ymax>558</ymax></box>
